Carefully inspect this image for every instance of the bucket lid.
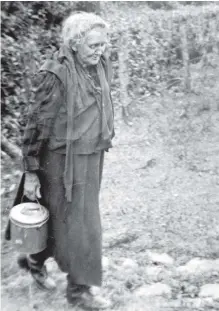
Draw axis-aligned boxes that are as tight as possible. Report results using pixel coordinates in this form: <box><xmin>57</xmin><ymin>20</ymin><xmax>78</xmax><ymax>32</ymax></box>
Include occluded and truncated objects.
<box><xmin>9</xmin><ymin>202</ymin><xmax>49</xmax><ymax>225</ymax></box>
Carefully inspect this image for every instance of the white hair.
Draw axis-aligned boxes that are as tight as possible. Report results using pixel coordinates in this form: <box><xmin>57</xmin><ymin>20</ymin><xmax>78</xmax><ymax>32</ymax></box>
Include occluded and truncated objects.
<box><xmin>61</xmin><ymin>12</ymin><xmax>109</xmax><ymax>46</ymax></box>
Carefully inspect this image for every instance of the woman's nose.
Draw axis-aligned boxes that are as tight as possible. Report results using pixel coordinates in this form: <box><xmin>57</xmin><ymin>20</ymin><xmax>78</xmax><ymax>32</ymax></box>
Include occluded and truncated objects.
<box><xmin>96</xmin><ymin>45</ymin><xmax>105</xmax><ymax>55</ymax></box>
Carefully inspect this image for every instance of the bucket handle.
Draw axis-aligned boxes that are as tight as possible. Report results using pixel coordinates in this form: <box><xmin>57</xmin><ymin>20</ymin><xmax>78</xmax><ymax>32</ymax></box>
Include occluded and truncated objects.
<box><xmin>20</xmin><ymin>196</ymin><xmax>44</xmax><ymax>214</ymax></box>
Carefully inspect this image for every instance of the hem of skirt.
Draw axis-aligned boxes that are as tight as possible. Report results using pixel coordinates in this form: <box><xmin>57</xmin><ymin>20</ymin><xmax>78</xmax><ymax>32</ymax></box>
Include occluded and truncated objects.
<box><xmin>47</xmin><ymin>142</ymin><xmax>113</xmax><ymax>155</ymax></box>
<box><xmin>54</xmin><ymin>257</ymin><xmax>102</xmax><ymax>287</ymax></box>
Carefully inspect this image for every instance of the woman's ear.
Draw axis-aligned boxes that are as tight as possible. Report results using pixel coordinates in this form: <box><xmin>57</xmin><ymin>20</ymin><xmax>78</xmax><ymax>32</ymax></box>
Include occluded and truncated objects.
<box><xmin>69</xmin><ymin>39</ymin><xmax>77</xmax><ymax>52</ymax></box>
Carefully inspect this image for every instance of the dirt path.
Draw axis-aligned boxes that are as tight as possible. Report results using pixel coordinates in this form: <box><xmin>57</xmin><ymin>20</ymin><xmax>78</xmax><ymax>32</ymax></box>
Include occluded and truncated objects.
<box><xmin>1</xmin><ymin>93</ymin><xmax>219</xmax><ymax>310</ymax></box>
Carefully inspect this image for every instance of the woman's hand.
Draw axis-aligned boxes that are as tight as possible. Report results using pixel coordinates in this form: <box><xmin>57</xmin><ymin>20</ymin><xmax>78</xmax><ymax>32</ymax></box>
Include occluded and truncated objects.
<box><xmin>24</xmin><ymin>172</ymin><xmax>41</xmax><ymax>201</ymax></box>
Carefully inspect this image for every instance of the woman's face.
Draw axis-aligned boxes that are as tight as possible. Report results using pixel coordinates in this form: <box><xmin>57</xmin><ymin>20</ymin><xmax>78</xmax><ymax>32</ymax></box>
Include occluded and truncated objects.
<box><xmin>75</xmin><ymin>27</ymin><xmax>108</xmax><ymax>66</ymax></box>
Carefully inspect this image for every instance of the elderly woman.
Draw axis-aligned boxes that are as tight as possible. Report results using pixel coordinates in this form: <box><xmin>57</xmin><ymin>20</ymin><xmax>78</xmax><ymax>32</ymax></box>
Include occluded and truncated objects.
<box><xmin>7</xmin><ymin>12</ymin><xmax>114</xmax><ymax>309</ymax></box>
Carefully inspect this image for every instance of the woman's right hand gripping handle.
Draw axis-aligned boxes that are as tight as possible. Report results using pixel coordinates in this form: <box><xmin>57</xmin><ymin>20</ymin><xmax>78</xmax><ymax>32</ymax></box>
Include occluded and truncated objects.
<box><xmin>24</xmin><ymin>172</ymin><xmax>42</xmax><ymax>201</ymax></box>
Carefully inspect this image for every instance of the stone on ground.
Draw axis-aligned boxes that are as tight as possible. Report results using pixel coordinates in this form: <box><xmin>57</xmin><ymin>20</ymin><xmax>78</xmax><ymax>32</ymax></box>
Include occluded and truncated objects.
<box><xmin>147</xmin><ymin>251</ymin><xmax>174</xmax><ymax>266</ymax></box>
<box><xmin>122</xmin><ymin>258</ymin><xmax>139</xmax><ymax>270</ymax></box>
<box><xmin>135</xmin><ymin>283</ymin><xmax>172</xmax><ymax>298</ymax></box>
<box><xmin>177</xmin><ymin>258</ymin><xmax>219</xmax><ymax>276</ymax></box>
<box><xmin>199</xmin><ymin>284</ymin><xmax>219</xmax><ymax>300</ymax></box>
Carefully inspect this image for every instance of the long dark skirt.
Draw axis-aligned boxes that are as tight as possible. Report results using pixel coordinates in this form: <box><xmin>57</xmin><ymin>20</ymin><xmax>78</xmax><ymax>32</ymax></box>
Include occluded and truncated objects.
<box><xmin>7</xmin><ymin>149</ymin><xmax>104</xmax><ymax>287</ymax></box>
<box><xmin>41</xmin><ymin>149</ymin><xmax>104</xmax><ymax>287</ymax></box>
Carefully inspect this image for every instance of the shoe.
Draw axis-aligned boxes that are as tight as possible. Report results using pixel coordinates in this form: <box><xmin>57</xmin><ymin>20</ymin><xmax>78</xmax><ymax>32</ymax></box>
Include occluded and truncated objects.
<box><xmin>67</xmin><ymin>284</ymin><xmax>111</xmax><ymax>310</ymax></box>
<box><xmin>31</xmin><ymin>265</ymin><xmax>56</xmax><ymax>291</ymax></box>
<box><xmin>17</xmin><ymin>254</ymin><xmax>56</xmax><ymax>291</ymax></box>
<box><xmin>81</xmin><ymin>292</ymin><xmax>112</xmax><ymax>310</ymax></box>
<box><xmin>17</xmin><ymin>254</ymin><xmax>30</xmax><ymax>270</ymax></box>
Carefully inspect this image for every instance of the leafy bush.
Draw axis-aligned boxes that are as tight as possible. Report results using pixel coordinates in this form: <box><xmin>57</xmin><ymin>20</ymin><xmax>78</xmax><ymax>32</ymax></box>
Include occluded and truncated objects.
<box><xmin>106</xmin><ymin>3</ymin><xmax>219</xmax><ymax>96</ymax></box>
<box><xmin>1</xmin><ymin>1</ymin><xmax>219</xmax><ymax>144</ymax></box>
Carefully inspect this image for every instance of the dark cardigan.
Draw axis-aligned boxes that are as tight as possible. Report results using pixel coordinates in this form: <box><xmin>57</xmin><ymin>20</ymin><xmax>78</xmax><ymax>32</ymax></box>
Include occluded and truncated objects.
<box><xmin>22</xmin><ymin>55</ymin><xmax>114</xmax><ymax>172</ymax></box>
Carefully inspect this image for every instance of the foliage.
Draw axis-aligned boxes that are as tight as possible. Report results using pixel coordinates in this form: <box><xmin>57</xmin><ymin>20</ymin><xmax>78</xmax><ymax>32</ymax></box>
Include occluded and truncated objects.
<box><xmin>105</xmin><ymin>3</ymin><xmax>219</xmax><ymax>97</ymax></box>
<box><xmin>1</xmin><ymin>1</ymin><xmax>219</xmax><ymax>145</ymax></box>
<box><xmin>1</xmin><ymin>2</ymin><xmax>102</xmax><ymax>125</ymax></box>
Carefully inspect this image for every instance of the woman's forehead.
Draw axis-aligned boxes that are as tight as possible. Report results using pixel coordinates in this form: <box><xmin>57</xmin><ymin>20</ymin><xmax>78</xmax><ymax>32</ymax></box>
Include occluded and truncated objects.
<box><xmin>85</xmin><ymin>28</ymin><xmax>107</xmax><ymax>43</ymax></box>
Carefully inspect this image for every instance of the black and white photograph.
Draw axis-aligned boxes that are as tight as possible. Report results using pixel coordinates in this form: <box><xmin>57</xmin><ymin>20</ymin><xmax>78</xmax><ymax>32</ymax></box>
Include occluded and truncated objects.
<box><xmin>1</xmin><ymin>1</ymin><xmax>219</xmax><ymax>310</ymax></box>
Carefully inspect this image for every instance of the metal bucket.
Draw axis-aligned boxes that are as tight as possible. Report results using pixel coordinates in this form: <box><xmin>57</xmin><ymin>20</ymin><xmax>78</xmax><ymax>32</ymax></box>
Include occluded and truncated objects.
<box><xmin>9</xmin><ymin>202</ymin><xmax>49</xmax><ymax>254</ymax></box>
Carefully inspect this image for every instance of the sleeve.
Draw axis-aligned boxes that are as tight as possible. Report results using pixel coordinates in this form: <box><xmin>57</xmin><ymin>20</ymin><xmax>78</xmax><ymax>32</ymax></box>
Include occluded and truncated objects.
<box><xmin>22</xmin><ymin>71</ymin><xmax>64</xmax><ymax>172</ymax></box>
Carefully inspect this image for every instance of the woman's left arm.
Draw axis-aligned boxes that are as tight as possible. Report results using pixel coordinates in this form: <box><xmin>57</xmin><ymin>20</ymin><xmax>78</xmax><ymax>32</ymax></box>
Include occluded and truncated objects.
<box><xmin>22</xmin><ymin>71</ymin><xmax>64</xmax><ymax>172</ymax></box>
